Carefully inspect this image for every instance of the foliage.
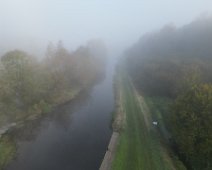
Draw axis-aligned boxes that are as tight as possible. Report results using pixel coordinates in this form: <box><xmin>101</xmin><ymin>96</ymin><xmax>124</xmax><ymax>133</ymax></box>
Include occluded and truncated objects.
<box><xmin>126</xmin><ymin>17</ymin><xmax>212</xmax><ymax>170</ymax></box>
<box><xmin>127</xmin><ymin>18</ymin><xmax>212</xmax><ymax>98</ymax></box>
<box><xmin>0</xmin><ymin>40</ymin><xmax>107</xmax><ymax>124</ymax></box>
<box><xmin>169</xmin><ymin>84</ymin><xmax>212</xmax><ymax>169</ymax></box>
<box><xmin>0</xmin><ymin>135</ymin><xmax>16</xmax><ymax>170</ymax></box>
<box><xmin>0</xmin><ymin>50</ymin><xmax>39</xmax><ymax>120</ymax></box>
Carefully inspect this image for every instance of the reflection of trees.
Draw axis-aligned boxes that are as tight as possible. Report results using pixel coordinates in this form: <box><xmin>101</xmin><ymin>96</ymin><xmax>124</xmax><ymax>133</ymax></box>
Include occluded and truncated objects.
<box><xmin>8</xmin><ymin>89</ymin><xmax>91</xmax><ymax>142</ymax></box>
<box><xmin>51</xmin><ymin>90</ymin><xmax>91</xmax><ymax>129</ymax></box>
<box><xmin>9</xmin><ymin>117</ymin><xmax>48</xmax><ymax>142</ymax></box>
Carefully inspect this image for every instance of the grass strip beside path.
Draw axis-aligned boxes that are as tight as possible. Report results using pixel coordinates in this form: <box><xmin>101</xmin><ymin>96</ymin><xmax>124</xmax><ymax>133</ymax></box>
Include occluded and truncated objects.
<box><xmin>112</xmin><ymin>71</ymin><xmax>179</xmax><ymax>170</ymax></box>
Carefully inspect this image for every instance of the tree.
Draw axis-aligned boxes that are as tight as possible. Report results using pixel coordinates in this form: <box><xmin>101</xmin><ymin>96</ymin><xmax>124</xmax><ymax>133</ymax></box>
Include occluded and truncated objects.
<box><xmin>0</xmin><ymin>50</ymin><xmax>40</xmax><ymax>113</ymax></box>
<box><xmin>170</xmin><ymin>84</ymin><xmax>212</xmax><ymax>169</ymax></box>
<box><xmin>0</xmin><ymin>41</ymin><xmax>107</xmax><ymax>122</ymax></box>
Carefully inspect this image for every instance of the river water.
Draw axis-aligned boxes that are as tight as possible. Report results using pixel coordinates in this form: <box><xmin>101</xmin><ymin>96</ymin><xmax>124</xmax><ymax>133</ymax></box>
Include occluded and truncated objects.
<box><xmin>5</xmin><ymin>58</ymin><xmax>116</xmax><ymax>170</ymax></box>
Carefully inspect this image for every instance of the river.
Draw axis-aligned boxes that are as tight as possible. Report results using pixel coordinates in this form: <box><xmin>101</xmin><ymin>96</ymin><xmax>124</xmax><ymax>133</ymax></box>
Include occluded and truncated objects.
<box><xmin>5</xmin><ymin>58</ymin><xmax>116</xmax><ymax>170</ymax></box>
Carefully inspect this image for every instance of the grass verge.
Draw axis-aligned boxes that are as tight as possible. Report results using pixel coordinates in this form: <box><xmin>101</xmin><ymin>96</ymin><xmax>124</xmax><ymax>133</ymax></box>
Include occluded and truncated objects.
<box><xmin>0</xmin><ymin>134</ymin><xmax>16</xmax><ymax>170</ymax></box>
<box><xmin>112</xmin><ymin>70</ymin><xmax>186</xmax><ymax>170</ymax></box>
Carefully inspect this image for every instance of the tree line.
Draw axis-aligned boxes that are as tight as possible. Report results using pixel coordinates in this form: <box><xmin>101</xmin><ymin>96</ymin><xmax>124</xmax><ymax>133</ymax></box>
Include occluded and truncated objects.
<box><xmin>0</xmin><ymin>40</ymin><xmax>107</xmax><ymax>125</ymax></box>
<box><xmin>126</xmin><ymin>17</ymin><xmax>212</xmax><ymax>170</ymax></box>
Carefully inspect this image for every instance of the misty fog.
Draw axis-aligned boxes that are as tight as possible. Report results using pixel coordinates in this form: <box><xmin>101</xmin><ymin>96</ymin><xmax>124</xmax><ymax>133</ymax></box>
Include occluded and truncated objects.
<box><xmin>1</xmin><ymin>0</ymin><xmax>212</xmax><ymax>57</ymax></box>
<box><xmin>1</xmin><ymin>1</ymin><xmax>212</xmax><ymax>170</ymax></box>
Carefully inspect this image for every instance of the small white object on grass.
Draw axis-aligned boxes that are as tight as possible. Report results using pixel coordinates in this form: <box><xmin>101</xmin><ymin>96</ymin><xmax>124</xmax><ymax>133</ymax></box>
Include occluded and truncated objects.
<box><xmin>152</xmin><ymin>121</ymin><xmax>158</xmax><ymax>126</ymax></box>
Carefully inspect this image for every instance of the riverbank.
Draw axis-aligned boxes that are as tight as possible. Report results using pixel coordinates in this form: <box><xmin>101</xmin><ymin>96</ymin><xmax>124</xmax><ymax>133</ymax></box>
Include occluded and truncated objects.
<box><xmin>100</xmin><ymin>67</ymin><xmax>124</xmax><ymax>170</ymax></box>
<box><xmin>0</xmin><ymin>135</ymin><xmax>16</xmax><ymax>170</ymax></box>
<box><xmin>0</xmin><ymin>88</ymin><xmax>81</xmax><ymax>135</ymax></box>
<box><xmin>106</xmin><ymin>65</ymin><xmax>186</xmax><ymax>170</ymax></box>
<box><xmin>2</xmin><ymin>59</ymin><xmax>114</xmax><ymax>170</ymax></box>
<box><xmin>0</xmin><ymin>88</ymin><xmax>82</xmax><ymax>170</ymax></box>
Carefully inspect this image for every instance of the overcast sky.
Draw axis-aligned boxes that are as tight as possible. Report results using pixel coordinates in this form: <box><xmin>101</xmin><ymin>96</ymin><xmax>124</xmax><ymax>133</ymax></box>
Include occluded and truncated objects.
<box><xmin>1</xmin><ymin>0</ymin><xmax>212</xmax><ymax>56</ymax></box>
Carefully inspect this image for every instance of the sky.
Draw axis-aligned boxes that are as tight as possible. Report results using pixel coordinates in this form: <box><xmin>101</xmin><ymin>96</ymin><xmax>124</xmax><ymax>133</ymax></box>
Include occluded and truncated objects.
<box><xmin>1</xmin><ymin>0</ymin><xmax>212</xmax><ymax>56</ymax></box>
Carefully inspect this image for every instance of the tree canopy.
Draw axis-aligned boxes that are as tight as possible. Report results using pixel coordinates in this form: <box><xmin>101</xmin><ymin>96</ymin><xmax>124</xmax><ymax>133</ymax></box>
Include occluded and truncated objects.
<box><xmin>170</xmin><ymin>84</ymin><xmax>212</xmax><ymax>169</ymax></box>
<box><xmin>0</xmin><ymin>41</ymin><xmax>107</xmax><ymax>124</ymax></box>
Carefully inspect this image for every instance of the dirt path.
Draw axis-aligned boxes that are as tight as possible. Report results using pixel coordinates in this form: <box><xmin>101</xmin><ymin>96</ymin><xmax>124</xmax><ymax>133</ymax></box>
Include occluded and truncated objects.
<box><xmin>129</xmin><ymin>79</ymin><xmax>151</xmax><ymax>130</ymax></box>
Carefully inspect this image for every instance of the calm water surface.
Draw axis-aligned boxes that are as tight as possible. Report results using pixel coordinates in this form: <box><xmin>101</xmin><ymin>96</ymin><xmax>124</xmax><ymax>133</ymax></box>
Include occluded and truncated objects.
<box><xmin>6</xmin><ymin>59</ymin><xmax>116</xmax><ymax>170</ymax></box>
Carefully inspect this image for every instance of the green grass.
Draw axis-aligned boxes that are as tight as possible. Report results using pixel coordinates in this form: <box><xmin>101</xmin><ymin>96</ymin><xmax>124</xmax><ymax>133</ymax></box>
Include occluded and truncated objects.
<box><xmin>0</xmin><ymin>135</ymin><xmax>16</xmax><ymax>170</ymax></box>
<box><xmin>112</xmin><ymin>71</ymin><xmax>185</xmax><ymax>170</ymax></box>
<box><xmin>145</xmin><ymin>97</ymin><xmax>172</xmax><ymax>140</ymax></box>
<box><xmin>145</xmin><ymin>97</ymin><xmax>187</xmax><ymax>170</ymax></box>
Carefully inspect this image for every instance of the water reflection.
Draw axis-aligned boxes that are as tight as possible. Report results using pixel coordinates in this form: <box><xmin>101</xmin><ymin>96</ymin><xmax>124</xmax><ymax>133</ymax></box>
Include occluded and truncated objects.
<box><xmin>9</xmin><ymin>90</ymin><xmax>90</xmax><ymax>143</ymax></box>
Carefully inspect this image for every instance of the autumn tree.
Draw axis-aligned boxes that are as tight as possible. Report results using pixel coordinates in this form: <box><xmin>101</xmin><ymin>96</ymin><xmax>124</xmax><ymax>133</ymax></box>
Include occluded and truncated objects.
<box><xmin>0</xmin><ymin>50</ymin><xmax>42</xmax><ymax>118</ymax></box>
<box><xmin>170</xmin><ymin>84</ymin><xmax>212</xmax><ymax>169</ymax></box>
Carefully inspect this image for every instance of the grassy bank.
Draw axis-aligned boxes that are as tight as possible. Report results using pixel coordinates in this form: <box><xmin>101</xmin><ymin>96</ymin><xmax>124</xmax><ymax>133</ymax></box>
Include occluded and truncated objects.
<box><xmin>0</xmin><ymin>87</ymin><xmax>81</xmax><ymax>124</ymax></box>
<box><xmin>0</xmin><ymin>135</ymin><xmax>16</xmax><ymax>170</ymax></box>
<box><xmin>145</xmin><ymin>97</ymin><xmax>187</xmax><ymax>170</ymax></box>
<box><xmin>145</xmin><ymin>97</ymin><xmax>172</xmax><ymax>140</ymax></box>
<box><xmin>112</xmin><ymin>70</ymin><xmax>186</xmax><ymax>170</ymax></box>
